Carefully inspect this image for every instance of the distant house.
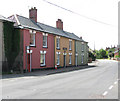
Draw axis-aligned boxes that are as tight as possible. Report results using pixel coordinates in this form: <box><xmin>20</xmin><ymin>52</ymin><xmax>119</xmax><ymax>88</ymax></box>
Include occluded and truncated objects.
<box><xmin>7</xmin><ymin>7</ymin><xmax>88</xmax><ymax>72</ymax></box>
<box><xmin>114</xmin><ymin>45</ymin><xmax>120</xmax><ymax>60</ymax></box>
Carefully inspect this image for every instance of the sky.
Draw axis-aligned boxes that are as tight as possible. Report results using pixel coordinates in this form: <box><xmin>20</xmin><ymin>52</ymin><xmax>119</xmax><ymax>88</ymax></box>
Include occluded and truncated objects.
<box><xmin>0</xmin><ymin>0</ymin><xmax>119</xmax><ymax>50</ymax></box>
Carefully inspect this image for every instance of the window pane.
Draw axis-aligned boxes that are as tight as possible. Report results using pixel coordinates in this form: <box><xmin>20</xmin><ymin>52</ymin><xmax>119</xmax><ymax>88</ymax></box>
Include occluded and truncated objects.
<box><xmin>69</xmin><ymin>41</ymin><xmax>72</xmax><ymax>50</ymax></box>
<box><xmin>30</xmin><ymin>34</ymin><xmax>35</xmax><ymax>45</ymax></box>
<box><xmin>40</xmin><ymin>54</ymin><xmax>44</xmax><ymax>64</ymax></box>
<box><xmin>43</xmin><ymin>36</ymin><xmax>47</xmax><ymax>47</ymax></box>
<box><xmin>56</xmin><ymin>38</ymin><xmax>60</xmax><ymax>48</ymax></box>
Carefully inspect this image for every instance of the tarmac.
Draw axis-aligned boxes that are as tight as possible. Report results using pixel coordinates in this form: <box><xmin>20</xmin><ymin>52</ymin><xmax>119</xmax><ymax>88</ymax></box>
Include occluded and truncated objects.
<box><xmin>2</xmin><ymin>61</ymin><xmax>98</xmax><ymax>79</ymax></box>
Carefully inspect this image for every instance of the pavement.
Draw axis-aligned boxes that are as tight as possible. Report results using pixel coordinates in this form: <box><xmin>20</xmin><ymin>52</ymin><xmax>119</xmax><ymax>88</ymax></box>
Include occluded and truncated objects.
<box><xmin>2</xmin><ymin>61</ymin><xmax>97</xmax><ymax>79</ymax></box>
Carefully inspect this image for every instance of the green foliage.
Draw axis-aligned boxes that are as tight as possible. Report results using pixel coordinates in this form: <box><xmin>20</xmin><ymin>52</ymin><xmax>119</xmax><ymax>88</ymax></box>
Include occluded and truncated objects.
<box><xmin>119</xmin><ymin>51</ymin><xmax>120</xmax><ymax>57</ymax></box>
<box><xmin>108</xmin><ymin>48</ymin><xmax>114</xmax><ymax>58</ymax></box>
<box><xmin>3</xmin><ymin>22</ymin><xmax>20</xmax><ymax>72</ymax></box>
<box><xmin>95</xmin><ymin>49</ymin><xmax>108</xmax><ymax>59</ymax></box>
<box><xmin>89</xmin><ymin>51</ymin><xmax>96</xmax><ymax>61</ymax></box>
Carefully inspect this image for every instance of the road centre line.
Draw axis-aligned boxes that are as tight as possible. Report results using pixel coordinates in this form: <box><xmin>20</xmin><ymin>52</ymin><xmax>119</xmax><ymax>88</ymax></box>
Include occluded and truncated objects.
<box><xmin>109</xmin><ymin>85</ymin><xmax>113</xmax><ymax>90</ymax></box>
<box><xmin>114</xmin><ymin>81</ymin><xmax>117</xmax><ymax>85</ymax></box>
<box><xmin>103</xmin><ymin>91</ymin><xmax>108</xmax><ymax>96</ymax></box>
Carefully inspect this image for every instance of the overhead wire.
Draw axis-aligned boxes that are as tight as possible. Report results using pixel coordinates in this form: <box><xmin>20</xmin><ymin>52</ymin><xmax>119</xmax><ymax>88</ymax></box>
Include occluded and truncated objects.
<box><xmin>42</xmin><ymin>0</ymin><xmax>113</xmax><ymax>26</ymax></box>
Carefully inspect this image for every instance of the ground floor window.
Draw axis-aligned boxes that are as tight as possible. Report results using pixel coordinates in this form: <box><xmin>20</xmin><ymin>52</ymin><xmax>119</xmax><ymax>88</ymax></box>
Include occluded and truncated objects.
<box><xmin>69</xmin><ymin>55</ymin><xmax>72</xmax><ymax>64</ymax></box>
<box><xmin>40</xmin><ymin>51</ymin><xmax>46</xmax><ymax>66</ymax></box>
<box><xmin>57</xmin><ymin>54</ymin><xmax>60</xmax><ymax>65</ymax></box>
<box><xmin>56</xmin><ymin>52</ymin><xmax>60</xmax><ymax>65</ymax></box>
<box><xmin>81</xmin><ymin>55</ymin><xmax>84</xmax><ymax>64</ymax></box>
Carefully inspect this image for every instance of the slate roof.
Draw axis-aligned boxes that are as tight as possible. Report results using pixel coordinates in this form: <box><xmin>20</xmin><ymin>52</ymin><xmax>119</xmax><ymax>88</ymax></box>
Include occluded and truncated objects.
<box><xmin>13</xmin><ymin>15</ymin><xmax>86</xmax><ymax>42</ymax></box>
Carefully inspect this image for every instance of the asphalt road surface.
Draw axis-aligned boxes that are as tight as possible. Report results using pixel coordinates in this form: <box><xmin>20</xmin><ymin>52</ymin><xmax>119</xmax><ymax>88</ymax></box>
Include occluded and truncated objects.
<box><xmin>1</xmin><ymin>59</ymin><xmax>118</xmax><ymax>99</ymax></box>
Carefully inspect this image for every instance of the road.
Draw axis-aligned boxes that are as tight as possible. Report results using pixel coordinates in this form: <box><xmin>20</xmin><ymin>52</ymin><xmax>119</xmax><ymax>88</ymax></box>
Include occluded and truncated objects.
<box><xmin>1</xmin><ymin>59</ymin><xmax>118</xmax><ymax>99</ymax></box>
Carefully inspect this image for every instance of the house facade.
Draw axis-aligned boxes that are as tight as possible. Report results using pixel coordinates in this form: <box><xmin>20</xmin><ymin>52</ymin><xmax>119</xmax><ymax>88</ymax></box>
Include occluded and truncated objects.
<box><xmin>8</xmin><ymin>7</ymin><xmax>88</xmax><ymax>72</ymax></box>
<box><xmin>75</xmin><ymin>39</ymin><xmax>88</xmax><ymax>66</ymax></box>
<box><xmin>0</xmin><ymin>15</ymin><xmax>14</xmax><ymax>72</ymax></box>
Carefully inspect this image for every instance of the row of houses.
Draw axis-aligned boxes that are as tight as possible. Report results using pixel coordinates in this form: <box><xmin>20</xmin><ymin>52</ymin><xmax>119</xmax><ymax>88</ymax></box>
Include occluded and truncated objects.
<box><xmin>1</xmin><ymin>7</ymin><xmax>88</xmax><ymax>73</ymax></box>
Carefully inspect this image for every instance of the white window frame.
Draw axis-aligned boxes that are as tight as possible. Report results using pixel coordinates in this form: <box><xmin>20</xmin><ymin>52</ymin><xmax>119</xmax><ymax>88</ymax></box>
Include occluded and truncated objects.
<box><xmin>69</xmin><ymin>39</ymin><xmax>72</xmax><ymax>50</ymax></box>
<box><xmin>82</xmin><ymin>42</ymin><xmax>84</xmax><ymax>52</ymax></box>
<box><xmin>69</xmin><ymin>53</ymin><xmax>72</xmax><ymax>64</ymax></box>
<box><xmin>81</xmin><ymin>54</ymin><xmax>84</xmax><ymax>64</ymax></box>
<box><xmin>40</xmin><ymin>51</ymin><xmax>46</xmax><ymax>66</ymax></box>
<box><xmin>56</xmin><ymin>36</ymin><xmax>60</xmax><ymax>49</ymax></box>
<box><xmin>43</xmin><ymin>33</ymin><xmax>48</xmax><ymax>48</ymax></box>
<box><xmin>29</xmin><ymin>30</ymin><xmax>36</xmax><ymax>46</ymax></box>
<box><xmin>56</xmin><ymin>52</ymin><xmax>60</xmax><ymax>65</ymax></box>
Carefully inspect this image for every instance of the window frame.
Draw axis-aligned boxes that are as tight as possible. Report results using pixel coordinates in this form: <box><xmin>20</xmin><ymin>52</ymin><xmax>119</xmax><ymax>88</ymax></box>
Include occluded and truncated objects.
<box><xmin>30</xmin><ymin>30</ymin><xmax>36</xmax><ymax>46</ymax></box>
<box><xmin>56</xmin><ymin>37</ymin><xmax>60</xmax><ymax>49</ymax></box>
<box><xmin>69</xmin><ymin>55</ymin><xmax>72</xmax><ymax>64</ymax></box>
<box><xmin>69</xmin><ymin>53</ymin><xmax>72</xmax><ymax>65</ymax></box>
<box><xmin>40</xmin><ymin>51</ymin><xmax>46</xmax><ymax>66</ymax></box>
<box><xmin>43</xmin><ymin>33</ymin><xmax>48</xmax><ymax>48</ymax></box>
<box><xmin>56</xmin><ymin>52</ymin><xmax>60</xmax><ymax>65</ymax></box>
<box><xmin>69</xmin><ymin>39</ymin><xmax>72</xmax><ymax>50</ymax></box>
<box><xmin>82</xmin><ymin>42</ymin><xmax>84</xmax><ymax>52</ymax></box>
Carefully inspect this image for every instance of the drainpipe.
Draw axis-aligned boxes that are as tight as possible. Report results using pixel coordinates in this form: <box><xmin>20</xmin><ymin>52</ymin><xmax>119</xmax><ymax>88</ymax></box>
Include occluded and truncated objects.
<box><xmin>54</xmin><ymin>35</ymin><xmax>55</xmax><ymax>68</ymax></box>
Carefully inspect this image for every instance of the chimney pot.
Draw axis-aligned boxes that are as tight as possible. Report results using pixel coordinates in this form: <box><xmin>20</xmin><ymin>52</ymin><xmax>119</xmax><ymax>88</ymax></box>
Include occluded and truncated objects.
<box><xmin>29</xmin><ymin>7</ymin><xmax>37</xmax><ymax>22</ymax></box>
<box><xmin>56</xmin><ymin>19</ymin><xmax>63</xmax><ymax>30</ymax></box>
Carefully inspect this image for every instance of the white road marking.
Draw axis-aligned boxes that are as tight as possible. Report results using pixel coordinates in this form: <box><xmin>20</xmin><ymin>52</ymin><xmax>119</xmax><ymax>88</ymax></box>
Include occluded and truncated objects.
<box><xmin>114</xmin><ymin>81</ymin><xmax>117</xmax><ymax>85</ymax></box>
<box><xmin>109</xmin><ymin>85</ymin><xmax>113</xmax><ymax>90</ymax></box>
<box><xmin>103</xmin><ymin>91</ymin><xmax>108</xmax><ymax>96</ymax></box>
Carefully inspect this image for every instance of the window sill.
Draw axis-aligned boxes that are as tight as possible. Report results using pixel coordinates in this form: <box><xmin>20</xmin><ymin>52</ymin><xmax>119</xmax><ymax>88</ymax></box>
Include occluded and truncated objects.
<box><xmin>40</xmin><ymin>64</ymin><xmax>46</xmax><ymax>67</ymax></box>
<box><xmin>56</xmin><ymin>48</ymin><xmax>60</xmax><ymax>50</ymax></box>
<box><xmin>69</xmin><ymin>49</ymin><xmax>72</xmax><ymax>51</ymax></box>
<box><xmin>57</xmin><ymin>64</ymin><xmax>60</xmax><ymax>66</ymax></box>
<box><xmin>43</xmin><ymin>46</ymin><xmax>48</xmax><ymax>48</ymax></box>
<box><xmin>30</xmin><ymin>45</ymin><xmax>36</xmax><ymax>47</ymax></box>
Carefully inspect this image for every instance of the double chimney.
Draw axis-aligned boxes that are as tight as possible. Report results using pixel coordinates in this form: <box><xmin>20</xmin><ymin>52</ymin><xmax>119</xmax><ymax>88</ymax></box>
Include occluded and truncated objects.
<box><xmin>29</xmin><ymin>7</ymin><xmax>63</xmax><ymax>30</ymax></box>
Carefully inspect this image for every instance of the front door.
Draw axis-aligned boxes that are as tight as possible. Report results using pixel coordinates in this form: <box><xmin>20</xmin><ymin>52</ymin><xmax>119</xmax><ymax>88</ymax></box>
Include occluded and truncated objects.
<box><xmin>63</xmin><ymin>55</ymin><xmax>66</xmax><ymax>67</ymax></box>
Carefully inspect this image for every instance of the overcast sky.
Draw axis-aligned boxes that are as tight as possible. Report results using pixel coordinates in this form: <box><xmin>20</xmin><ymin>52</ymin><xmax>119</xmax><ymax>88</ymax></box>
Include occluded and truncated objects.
<box><xmin>0</xmin><ymin>0</ymin><xmax>119</xmax><ymax>50</ymax></box>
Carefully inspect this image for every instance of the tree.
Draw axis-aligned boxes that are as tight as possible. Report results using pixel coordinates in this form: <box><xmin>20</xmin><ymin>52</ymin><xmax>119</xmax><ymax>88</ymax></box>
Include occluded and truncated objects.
<box><xmin>95</xmin><ymin>49</ymin><xmax>108</xmax><ymax>59</ymax></box>
<box><xmin>88</xmin><ymin>51</ymin><xmax>96</xmax><ymax>61</ymax></box>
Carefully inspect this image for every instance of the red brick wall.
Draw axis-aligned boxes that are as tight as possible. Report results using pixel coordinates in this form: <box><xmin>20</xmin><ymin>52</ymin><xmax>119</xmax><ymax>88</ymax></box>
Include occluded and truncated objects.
<box><xmin>22</xmin><ymin>29</ymin><xmax>54</xmax><ymax>70</ymax></box>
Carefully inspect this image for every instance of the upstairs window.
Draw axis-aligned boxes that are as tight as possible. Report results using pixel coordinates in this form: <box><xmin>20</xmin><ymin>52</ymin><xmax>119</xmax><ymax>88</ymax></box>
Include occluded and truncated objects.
<box><xmin>43</xmin><ymin>33</ymin><xmax>48</xmax><ymax>48</ymax></box>
<box><xmin>56</xmin><ymin>36</ymin><xmax>60</xmax><ymax>49</ymax></box>
<box><xmin>82</xmin><ymin>42</ymin><xmax>84</xmax><ymax>52</ymax></box>
<box><xmin>69</xmin><ymin>39</ymin><xmax>72</xmax><ymax>50</ymax></box>
<box><xmin>30</xmin><ymin>30</ymin><xmax>36</xmax><ymax>46</ymax></box>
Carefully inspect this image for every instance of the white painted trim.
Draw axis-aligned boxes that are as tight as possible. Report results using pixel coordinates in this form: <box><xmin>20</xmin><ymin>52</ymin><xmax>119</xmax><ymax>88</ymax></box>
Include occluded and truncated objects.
<box><xmin>69</xmin><ymin>53</ymin><xmax>72</xmax><ymax>55</ymax></box>
<box><xmin>56</xmin><ymin>52</ymin><xmax>61</xmax><ymax>54</ymax></box>
<box><xmin>27</xmin><ymin>46</ymin><xmax>30</xmax><ymax>50</ymax></box>
<box><xmin>33</xmin><ymin>30</ymin><xmax>36</xmax><ymax>34</ymax></box>
<box><xmin>30</xmin><ymin>50</ymin><xmax>33</xmax><ymax>53</ymax></box>
<box><xmin>63</xmin><ymin>53</ymin><xmax>67</xmax><ymax>55</ymax></box>
<box><xmin>29</xmin><ymin>30</ymin><xmax>32</xmax><ymax>33</ymax></box>
<box><xmin>69</xmin><ymin>39</ymin><xmax>72</xmax><ymax>41</ymax></box>
<box><xmin>40</xmin><ymin>51</ymin><xmax>46</xmax><ymax>54</ymax></box>
<box><xmin>14</xmin><ymin>14</ymin><xmax>20</xmax><ymax>25</ymax></box>
<box><xmin>43</xmin><ymin>33</ymin><xmax>48</xmax><ymax>36</ymax></box>
<box><xmin>82</xmin><ymin>42</ymin><xmax>84</xmax><ymax>44</ymax></box>
<box><xmin>27</xmin><ymin>50</ymin><xmax>29</xmax><ymax>53</ymax></box>
<box><xmin>56</xmin><ymin>36</ymin><xmax>60</xmax><ymax>39</ymax></box>
<box><xmin>75</xmin><ymin>53</ymin><xmax>78</xmax><ymax>56</ymax></box>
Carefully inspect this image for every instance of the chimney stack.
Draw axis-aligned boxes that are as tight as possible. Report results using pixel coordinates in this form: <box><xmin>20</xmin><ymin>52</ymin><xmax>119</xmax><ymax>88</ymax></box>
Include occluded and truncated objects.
<box><xmin>56</xmin><ymin>19</ymin><xmax>63</xmax><ymax>30</ymax></box>
<box><xmin>29</xmin><ymin>7</ymin><xmax>37</xmax><ymax>22</ymax></box>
